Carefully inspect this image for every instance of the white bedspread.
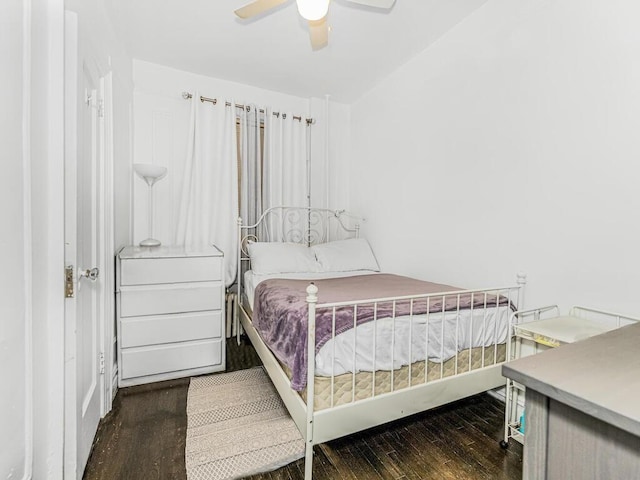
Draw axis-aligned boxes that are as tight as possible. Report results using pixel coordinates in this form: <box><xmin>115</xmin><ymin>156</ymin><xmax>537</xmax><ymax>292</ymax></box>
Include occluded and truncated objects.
<box><xmin>244</xmin><ymin>270</ymin><xmax>510</xmax><ymax>377</ymax></box>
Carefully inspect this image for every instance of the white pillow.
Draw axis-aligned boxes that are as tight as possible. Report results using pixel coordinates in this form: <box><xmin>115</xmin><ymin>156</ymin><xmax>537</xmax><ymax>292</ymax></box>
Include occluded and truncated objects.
<box><xmin>312</xmin><ymin>238</ymin><xmax>380</xmax><ymax>272</ymax></box>
<box><xmin>247</xmin><ymin>242</ymin><xmax>321</xmax><ymax>274</ymax></box>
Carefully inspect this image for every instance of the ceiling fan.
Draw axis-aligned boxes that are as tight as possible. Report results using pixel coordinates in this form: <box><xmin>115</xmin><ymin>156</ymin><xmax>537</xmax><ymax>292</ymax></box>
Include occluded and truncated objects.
<box><xmin>234</xmin><ymin>0</ymin><xmax>396</xmax><ymax>50</ymax></box>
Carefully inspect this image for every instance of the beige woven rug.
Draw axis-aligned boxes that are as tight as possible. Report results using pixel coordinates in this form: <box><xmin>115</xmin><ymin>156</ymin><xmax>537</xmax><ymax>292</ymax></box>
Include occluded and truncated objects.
<box><xmin>186</xmin><ymin>367</ymin><xmax>305</xmax><ymax>480</ymax></box>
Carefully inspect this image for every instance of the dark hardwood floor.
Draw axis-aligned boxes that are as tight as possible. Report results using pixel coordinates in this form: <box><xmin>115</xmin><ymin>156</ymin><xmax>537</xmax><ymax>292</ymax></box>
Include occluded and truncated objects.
<box><xmin>84</xmin><ymin>339</ymin><xmax>522</xmax><ymax>479</ymax></box>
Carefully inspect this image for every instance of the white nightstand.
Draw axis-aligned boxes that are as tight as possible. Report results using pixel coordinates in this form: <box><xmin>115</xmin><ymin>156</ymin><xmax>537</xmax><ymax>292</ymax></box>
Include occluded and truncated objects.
<box><xmin>116</xmin><ymin>245</ymin><xmax>225</xmax><ymax>387</ymax></box>
<box><xmin>501</xmin><ymin>305</ymin><xmax>639</xmax><ymax>448</ymax></box>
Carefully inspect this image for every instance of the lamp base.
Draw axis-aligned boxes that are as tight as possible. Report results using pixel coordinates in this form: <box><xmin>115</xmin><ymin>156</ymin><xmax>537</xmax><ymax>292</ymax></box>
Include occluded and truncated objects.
<box><xmin>139</xmin><ymin>238</ymin><xmax>161</xmax><ymax>247</ymax></box>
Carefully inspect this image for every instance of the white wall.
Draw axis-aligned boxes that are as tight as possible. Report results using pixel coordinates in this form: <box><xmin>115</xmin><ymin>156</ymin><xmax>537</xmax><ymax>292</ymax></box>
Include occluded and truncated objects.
<box><xmin>350</xmin><ymin>0</ymin><xmax>640</xmax><ymax>314</ymax></box>
<box><xmin>131</xmin><ymin>60</ymin><xmax>350</xmax><ymax>247</ymax></box>
<box><xmin>0</xmin><ymin>1</ymin><xmax>28</xmax><ymax>478</ymax></box>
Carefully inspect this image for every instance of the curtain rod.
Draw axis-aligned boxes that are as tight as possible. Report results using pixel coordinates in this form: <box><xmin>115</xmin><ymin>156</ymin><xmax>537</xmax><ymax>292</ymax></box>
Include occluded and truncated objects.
<box><xmin>181</xmin><ymin>92</ymin><xmax>314</xmax><ymax>126</ymax></box>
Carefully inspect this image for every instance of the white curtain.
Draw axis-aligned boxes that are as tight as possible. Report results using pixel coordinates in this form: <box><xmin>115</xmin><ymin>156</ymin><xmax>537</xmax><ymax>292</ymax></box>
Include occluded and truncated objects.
<box><xmin>176</xmin><ymin>93</ymin><xmax>238</xmax><ymax>287</ymax></box>
<box><xmin>238</xmin><ymin>105</ymin><xmax>262</xmax><ymax>231</ymax></box>
<box><xmin>262</xmin><ymin>109</ymin><xmax>308</xmax><ymax>240</ymax></box>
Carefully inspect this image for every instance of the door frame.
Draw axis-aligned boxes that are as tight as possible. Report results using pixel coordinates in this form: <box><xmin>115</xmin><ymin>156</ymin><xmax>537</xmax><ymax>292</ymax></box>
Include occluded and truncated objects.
<box><xmin>63</xmin><ymin>10</ymin><xmax>115</xmax><ymax>479</ymax></box>
<box><xmin>100</xmin><ymin>71</ymin><xmax>116</xmax><ymax>413</ymax></box>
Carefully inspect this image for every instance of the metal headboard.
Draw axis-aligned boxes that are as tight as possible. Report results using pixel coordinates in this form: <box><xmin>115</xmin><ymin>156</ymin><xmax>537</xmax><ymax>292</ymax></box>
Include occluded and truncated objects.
<box><xmin>235</xmin><ymin>206</ymin><xmax>363</xmax><ymax>321</ymax></box>
<box><xmin>238</xmin><ymin>206</ymin><xmax>362</xmax><ymax>259</ymax></box>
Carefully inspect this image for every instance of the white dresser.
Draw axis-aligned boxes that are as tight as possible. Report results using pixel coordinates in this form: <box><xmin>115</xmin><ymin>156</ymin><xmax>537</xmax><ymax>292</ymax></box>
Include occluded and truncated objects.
<box><xmin>116</xmin><ymin>245</ymin><xmax>225</xmax><ymax>387</ymax></box>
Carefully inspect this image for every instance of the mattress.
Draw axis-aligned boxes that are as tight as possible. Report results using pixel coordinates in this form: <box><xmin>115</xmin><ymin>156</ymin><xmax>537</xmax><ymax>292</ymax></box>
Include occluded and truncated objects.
<box><xmin>293</xmin><ymin>344</ymin><xmax>507</xmax><ymax>411</ymax></box>
<box><xmin>243</xmin><ymin>270</ymin><xmax>511</xmax><ymax>377</ymax></box>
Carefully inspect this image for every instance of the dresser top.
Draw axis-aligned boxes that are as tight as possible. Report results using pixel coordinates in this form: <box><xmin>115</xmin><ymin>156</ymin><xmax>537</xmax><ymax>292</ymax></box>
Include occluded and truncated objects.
<box><xmin>503</xmin><ymin>321</ymin><xmax>640</xmax><ymax>437</ymax></box>
<box><xmin>118</xmin><ymin>244</ymin><xmax>223</xmax><ymax>259</ymax></box>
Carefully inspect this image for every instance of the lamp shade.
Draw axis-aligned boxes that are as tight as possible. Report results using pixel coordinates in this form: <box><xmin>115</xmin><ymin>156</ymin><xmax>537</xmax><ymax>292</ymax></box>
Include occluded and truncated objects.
<box><xmin>296</xmin><ymin>0</ymin><xmax>330</xmax><ymax>21</ymax></box>
<box><xmin>134</xmin><ymin>163</ymin><xmax>167</xmax><ymax>186</ymax></box>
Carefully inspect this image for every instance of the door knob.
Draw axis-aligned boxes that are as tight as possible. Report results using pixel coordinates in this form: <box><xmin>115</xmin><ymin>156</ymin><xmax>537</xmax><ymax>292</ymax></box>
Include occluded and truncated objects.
<box><xmin>79</xmin><ymin>267</ymin><xmax>100</xmax><ymax>282</ymax></box>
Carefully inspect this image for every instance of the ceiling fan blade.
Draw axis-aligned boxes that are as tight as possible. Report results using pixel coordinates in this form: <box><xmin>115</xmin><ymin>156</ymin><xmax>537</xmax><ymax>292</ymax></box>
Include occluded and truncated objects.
<box><xmin>308</xmin><ymin>18</ymin><xmax>328</xmax><ymax>50</ymax></box>
<box><xmin>234</xmin><ymin>0</ymin><xmax>289</xmax><ymax>19</ymax></box>
<box><xmin>345</xmin><ymin>0</ymin><xmax>395</xmax><ymax>8</ymax></box>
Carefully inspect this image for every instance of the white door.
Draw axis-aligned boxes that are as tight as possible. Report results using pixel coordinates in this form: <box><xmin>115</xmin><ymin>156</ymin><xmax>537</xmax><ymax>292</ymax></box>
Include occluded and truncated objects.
<box><xmin>64</xmin><ymin>12</ymin><xmax>104</xmax><ymax>479</ymax></box>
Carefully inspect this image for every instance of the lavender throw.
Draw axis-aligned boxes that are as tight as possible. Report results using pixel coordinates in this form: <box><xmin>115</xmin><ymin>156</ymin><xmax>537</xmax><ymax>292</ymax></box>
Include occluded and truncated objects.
<box><xmin>252</xmin><ymin>274</ymin><xmax>510</xmax><ymax>391</ymax></box>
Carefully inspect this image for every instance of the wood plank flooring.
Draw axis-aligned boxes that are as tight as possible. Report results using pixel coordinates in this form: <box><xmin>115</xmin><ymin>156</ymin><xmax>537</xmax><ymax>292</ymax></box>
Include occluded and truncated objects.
<box><xmin>84</xmin><ymin>339</ymin><xmax>522</xmax><ymax>479</ymax></box>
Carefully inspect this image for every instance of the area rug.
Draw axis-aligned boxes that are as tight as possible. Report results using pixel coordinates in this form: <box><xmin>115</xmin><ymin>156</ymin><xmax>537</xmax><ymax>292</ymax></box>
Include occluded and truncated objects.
<box><xmin>185</xmin><ymin>367</ymin><xmax>305</xmax><ymax>480</ymax></box>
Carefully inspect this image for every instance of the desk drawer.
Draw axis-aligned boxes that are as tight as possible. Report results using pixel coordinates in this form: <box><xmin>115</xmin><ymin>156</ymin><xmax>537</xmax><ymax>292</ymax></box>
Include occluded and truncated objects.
<box><xmin>120</xmin><ymin>339</ymin><xmax>222</xmax><ymax>380</ymax></box>
<box><xmin>120</xmin><ymin>256</ymin><xmax>222</xmax><ymax>285</ymax></box>
<box><xmin>119</xmin><ymin>282</ymin><xmax>221</xmax><ymax>317</ymax></box>
<box><xmin>120</xmin><ymin>311</ymin><xmax>222</xmax><ymax>348</ymax></box>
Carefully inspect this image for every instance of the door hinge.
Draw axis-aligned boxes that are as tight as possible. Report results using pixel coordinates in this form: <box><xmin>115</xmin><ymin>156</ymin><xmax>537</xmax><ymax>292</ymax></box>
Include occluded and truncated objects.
<box><xmin>99</xmin><ymin>352</ymin><xmax>105</xmax><ymax>375</ymax></box>
<box><xmin>85</xmin><ymin>90</ymin><xmax>104</xmax><ymax>117</ymax></box>
<box><xmin>65</xmin><ymin>265</ymin><xmax>74</xmax><ymax>298</ymax></box>
<box><xmin>97</xmin><ymin>98</ymin><xmax>104</xmax><ymax>118</ymax></box>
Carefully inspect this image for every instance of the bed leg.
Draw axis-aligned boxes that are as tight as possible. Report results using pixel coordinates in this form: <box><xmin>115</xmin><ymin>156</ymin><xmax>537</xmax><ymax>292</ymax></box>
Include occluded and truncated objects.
<box><xmin>304</xmin><ymin>442</ymin><xmax>313</xmax><ymax>480</ymax></box>
<box><xmin>304</xmin><ymin>283</ymin><xmax>318</xmax><ymax>480</ymax></box>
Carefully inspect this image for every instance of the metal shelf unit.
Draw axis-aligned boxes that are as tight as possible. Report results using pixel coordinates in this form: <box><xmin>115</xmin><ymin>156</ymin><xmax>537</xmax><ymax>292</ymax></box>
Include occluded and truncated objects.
<box><xmin>500</xmin><ymin>305</ymin><xmax>638</xmax><ymax>448</ymax></box>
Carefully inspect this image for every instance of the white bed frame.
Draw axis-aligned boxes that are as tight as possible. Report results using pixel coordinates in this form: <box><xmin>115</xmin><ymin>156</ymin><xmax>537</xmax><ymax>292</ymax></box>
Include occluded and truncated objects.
<box><xmin>236</xmin><ymin>206</ymin><xmax>526</xmax><ymax>479</ymax></box>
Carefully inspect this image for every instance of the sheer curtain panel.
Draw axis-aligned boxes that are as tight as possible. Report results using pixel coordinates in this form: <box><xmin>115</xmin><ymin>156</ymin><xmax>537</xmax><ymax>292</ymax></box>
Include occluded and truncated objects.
<box><xmin>176</xmin><ymin>93</ymin><xmax>238</xmax><ymax>286</ymax></box>
<box><xmin>262</xmin><ymin>110</ymin><xmax>309</xmax><ymax>240</ymax></box>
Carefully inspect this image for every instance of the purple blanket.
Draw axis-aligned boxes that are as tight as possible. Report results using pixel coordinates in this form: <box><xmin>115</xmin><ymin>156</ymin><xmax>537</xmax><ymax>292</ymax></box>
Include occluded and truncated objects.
<box><xmin>252</xmin><ymin>274</ymin><xmax>510</xmax><ymax>391</ymax></box>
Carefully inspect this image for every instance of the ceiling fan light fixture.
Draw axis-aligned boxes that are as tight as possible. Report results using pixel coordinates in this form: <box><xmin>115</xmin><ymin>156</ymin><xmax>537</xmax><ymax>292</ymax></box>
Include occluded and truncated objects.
<box><xmin>295</xmin><ymin>0</ymin><xmax>330</xmax><ymax>21</ymax></box>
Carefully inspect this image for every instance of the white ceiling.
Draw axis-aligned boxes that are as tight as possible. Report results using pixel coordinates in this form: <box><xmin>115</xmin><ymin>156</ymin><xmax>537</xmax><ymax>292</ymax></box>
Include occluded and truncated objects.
<box><xmin>105</xmin><ymin>0</ymin><xmax>487</xmax><ymax>103</ymax></box>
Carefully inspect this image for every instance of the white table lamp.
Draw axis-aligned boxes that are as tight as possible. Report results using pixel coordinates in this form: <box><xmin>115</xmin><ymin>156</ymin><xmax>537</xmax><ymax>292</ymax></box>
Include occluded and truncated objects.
<box><xmin>134</xmin><ymin>163</ymin><xmax>167</xmax><ymax>247</ymax></box>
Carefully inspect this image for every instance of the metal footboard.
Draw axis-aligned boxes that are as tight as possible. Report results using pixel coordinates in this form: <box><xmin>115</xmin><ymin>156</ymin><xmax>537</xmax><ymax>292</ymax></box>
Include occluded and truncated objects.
<box><xmin>302</xmin><ymin>277</ymin><xmax>526</xmax><ymax>479</ymax></box>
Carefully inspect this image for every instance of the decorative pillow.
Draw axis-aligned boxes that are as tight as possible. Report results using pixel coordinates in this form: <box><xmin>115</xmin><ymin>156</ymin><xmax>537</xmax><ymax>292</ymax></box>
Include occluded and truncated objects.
<box><xmin>247</xmin><ymin>242</ymin><xmax>321</xmax><ymax>274</ymax></box>
<box><xmin>311</xmin><ymin>238</ymin><xmax>380</xmax><ymax>272</ymax></box>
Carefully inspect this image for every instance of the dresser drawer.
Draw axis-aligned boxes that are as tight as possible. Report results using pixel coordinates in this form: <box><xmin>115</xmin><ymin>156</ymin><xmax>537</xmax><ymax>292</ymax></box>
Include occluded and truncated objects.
<box><xmin>120</xmin><ymin>311</ymin><xmax>222</xmax><ymax>348</ymax></box>
<box><xmin>120</xmin><ymin>255</ymin><xmax>222</xmax><ymax>285</ymax></box>
<box><xmin>119</xmin><ymin>282</ymin><xmax>222</xmax><ymax>317</ymax></box>
<box><xmin>120</xmin><ymin>339</ymin><xmax>223</xmax><ymax>380</ymax></box>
